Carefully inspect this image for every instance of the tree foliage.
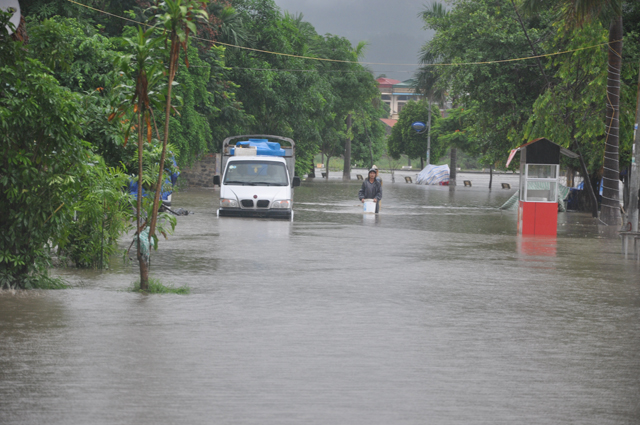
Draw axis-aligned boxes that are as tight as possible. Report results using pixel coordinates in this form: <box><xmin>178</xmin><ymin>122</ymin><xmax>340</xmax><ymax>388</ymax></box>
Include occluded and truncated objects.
<box><xmin>387</xmin><ymin>100</ymin><xmax>447</xmax><ymax>163</ymax></box>
<box><xmin>419</xmin><ymin>0</ymin><xmax>552</xmax><ymax>168</ymax></box>
<box><xmin>224</xmin><ymin>0</ymin><xmax>384</xmax><ymax>175</ymax></box>
<box><xmin>3</xmin><ymin>0</ymin><xmax>388</xmax><ymax>286</ymax></box>
<box><xmin>1</xmin><ymin>18</ymin><xmax>94</xmax><ymax>287</ymax></box>
<box><xmin>417</xmin><ymin>0</ymin><xmax>638</xmax><ymax>189</ymax></box>
<box><xmin>55</xmin><ymin>155</ymin><xmax>133</xmax><ymax>269</ymax></box>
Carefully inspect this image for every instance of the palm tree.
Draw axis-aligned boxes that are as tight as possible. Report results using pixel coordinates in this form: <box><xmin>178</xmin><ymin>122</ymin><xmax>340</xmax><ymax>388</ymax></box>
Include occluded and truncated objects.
<box><xmin>523</xmin><ymin>0</ymin><xmax>624</xmax><ymax>225</ymax></box>
<box><xmin>206</xmin><ymin>3</ymin><xmax>250</xmax><ymax>47</ymax></box>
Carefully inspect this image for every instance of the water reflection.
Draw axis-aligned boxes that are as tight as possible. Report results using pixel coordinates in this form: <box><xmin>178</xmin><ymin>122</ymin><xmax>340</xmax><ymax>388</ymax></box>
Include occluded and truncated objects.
<box><xmin>361</xmin><ymin>213</ymin><xmax>380</xmax><ymax>225</ymax></box>
<box><xmin>517</xmin><ymin>236</ymin><xmax>558</xmax><ymax>257</ymax></box>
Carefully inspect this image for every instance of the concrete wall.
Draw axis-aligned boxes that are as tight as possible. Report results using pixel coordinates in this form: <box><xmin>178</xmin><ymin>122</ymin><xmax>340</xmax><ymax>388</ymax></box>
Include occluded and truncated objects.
<box><xmin>179</xmin><ymin>153</ymin><xmax>219</xmax><ymax>187</ymax></box>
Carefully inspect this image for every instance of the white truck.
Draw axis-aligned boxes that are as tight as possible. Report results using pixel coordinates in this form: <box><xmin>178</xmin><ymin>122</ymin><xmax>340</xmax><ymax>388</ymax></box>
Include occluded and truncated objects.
<box><xmin>213</xmin><ymin>135</ymin><xmax>300</xmax><ymax>219</ymax></box>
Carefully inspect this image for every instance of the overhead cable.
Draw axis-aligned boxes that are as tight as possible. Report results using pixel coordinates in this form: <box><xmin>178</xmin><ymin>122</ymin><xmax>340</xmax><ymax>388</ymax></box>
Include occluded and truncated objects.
<box><xmin>66</xmin><ymin>0</ymin><xmax>619</xmax><ymax>68</ymax></box>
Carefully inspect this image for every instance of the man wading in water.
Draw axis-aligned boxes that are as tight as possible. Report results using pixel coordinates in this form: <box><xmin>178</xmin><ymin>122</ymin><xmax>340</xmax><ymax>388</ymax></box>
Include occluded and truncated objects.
<box><xmin>358</xmin><ymin>168</ymin><xmax>382</xmax><ymax>213</ymax></box>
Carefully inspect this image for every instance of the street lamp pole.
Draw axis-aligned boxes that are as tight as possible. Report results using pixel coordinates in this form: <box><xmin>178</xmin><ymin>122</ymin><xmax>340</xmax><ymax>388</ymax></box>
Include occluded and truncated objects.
<box><xmin>427</xmin><ymin>100</ymin><xmax>432</xmax><ymax>166</ymax></box>
<box><xmin>411</xmin><ymin>121</ymin><xmax>428</xmax><ymax>166</ymax></box>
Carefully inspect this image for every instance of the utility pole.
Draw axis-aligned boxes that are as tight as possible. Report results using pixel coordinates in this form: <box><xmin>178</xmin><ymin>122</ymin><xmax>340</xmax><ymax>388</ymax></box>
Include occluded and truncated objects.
<box><xmin>427</xmin><ymin>100</ymin><xmax>432</xmax><ymax>165</ymax></box>
<box><xmin>627</xmin><ymin>64</ymin><xmax>640</xmax><ymax>232</ymax></box>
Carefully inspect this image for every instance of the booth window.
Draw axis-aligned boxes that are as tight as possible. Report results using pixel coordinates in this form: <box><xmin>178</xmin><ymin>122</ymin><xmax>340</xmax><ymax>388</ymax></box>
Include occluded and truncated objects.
<box><xmin>520</xmin><ymin>164</ymin><xmax>559</xmax><ymax>203</ymax></box>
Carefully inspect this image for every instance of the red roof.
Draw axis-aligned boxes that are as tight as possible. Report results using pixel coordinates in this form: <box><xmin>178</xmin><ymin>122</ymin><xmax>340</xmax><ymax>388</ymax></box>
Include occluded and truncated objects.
<box><xmin>376</xmin><ymin>77</ymin><xmax>401</xmax><ymax>88</ymax></box>
<box><xmin>380</xmin><ymin>118</ymin><xmax>398</xmax><ymax>127</ymax></box>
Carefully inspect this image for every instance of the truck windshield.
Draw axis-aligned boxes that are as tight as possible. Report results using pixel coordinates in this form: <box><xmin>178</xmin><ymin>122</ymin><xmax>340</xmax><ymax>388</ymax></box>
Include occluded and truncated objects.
<box><xmin>223</xmin><ymin>161</ymin><xmax>289</xmax><ymax>186</ymax></box>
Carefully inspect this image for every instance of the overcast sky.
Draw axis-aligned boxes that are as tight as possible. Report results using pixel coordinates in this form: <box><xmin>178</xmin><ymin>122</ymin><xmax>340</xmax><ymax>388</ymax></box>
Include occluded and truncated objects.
<box><xmin>272</xmin><ymin>0</ymin><xmax>434</xmax><ymax>82</ymax></box>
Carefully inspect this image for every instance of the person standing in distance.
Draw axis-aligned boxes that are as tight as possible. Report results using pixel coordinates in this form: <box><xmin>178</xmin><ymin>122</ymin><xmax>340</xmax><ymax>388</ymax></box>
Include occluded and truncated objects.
<box><xmin>358</xmin><ymin>168</ymin><xmax>382</xmax><ymax>213</ymax></box>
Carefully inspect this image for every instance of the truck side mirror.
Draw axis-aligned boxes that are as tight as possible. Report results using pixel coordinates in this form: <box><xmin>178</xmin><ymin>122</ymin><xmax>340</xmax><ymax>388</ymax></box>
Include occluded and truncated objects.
<box><xmin>292</xmin><ymin>176</ymin><xmax>301</xmax><ymax>187</ymax></box>
<box><xmin>213</xmin><ymin>175</ymin><xmax>220</xmax><ymax>186</ymax></box>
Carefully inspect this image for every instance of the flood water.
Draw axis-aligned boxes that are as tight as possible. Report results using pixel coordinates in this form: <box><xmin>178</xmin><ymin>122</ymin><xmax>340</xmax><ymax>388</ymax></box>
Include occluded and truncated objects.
<box><xmin>2</xmin><ymin>174</ymin><xmax>640</xmax><ymax>424</ymax></box>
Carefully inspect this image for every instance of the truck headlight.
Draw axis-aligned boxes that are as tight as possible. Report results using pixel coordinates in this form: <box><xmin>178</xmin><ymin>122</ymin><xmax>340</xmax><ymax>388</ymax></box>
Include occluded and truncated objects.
<box><xmin>220</xmin><ymin>198</ymin><xmax>238</xmax><ymax>208</ymax></box>
<box><xmin>271</xmin><ymin>200</ymin><xmax>291</xmax><ymax>209</ymax></box>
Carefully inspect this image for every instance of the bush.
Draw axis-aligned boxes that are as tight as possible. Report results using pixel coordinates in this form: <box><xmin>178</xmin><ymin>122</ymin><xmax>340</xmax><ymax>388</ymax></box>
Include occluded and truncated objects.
<box><xmin>55</xmin><ymin>155</ymin><xmax>133</xmax><ymax>269</ymax></box>
<box><xmin>0</xmin><ymin>30</ymin><xmax>90</xmax><ymax>288</ymax></box>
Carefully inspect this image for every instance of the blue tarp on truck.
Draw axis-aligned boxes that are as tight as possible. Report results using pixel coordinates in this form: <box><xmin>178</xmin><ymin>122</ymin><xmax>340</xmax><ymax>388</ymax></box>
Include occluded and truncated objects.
<box><xmin>230</xmin><ymin>139</ymin><xmax>286</xmax><ymax>156</ymax></box>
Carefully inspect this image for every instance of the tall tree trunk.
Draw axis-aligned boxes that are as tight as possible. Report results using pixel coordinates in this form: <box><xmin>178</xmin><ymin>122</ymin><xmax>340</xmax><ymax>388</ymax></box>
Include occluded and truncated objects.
<box><xmin>600</xmin><ymin>16</ymin><xmax>623</xmax><ymax>225</ymax></box>
<box><xmin>325</xmin><ymin>155</ymin><xmax>331</xmax><ymax>179</ymax></box>
<box><xmin>136</xmin><ymin>103</ymin><xmax>149</xmax><ymax>290</ymax></box>
<box><xmin>150</xmin><ymin>32</ymin><xmax>180</xmax><ymax>238</ymax></box>
<box><xmin>449</xmin><ymin>148</ymin><xmax>457</xmax><ymax>186</ymax></box>
<box><xmin>489</xmin><ymin>165</ymin><xmax>493</xmax><ymax>189</ymax></box>
<box><xmin>343</xmin><ymin>114</ymin><xmax>352</xmax><ymax>180</ymax></box>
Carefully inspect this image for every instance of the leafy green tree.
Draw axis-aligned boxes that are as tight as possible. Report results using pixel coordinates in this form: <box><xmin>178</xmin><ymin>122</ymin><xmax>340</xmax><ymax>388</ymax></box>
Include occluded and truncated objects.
<box><xmin>23</xmin><ymin>7</ymin><xmax>241</xmax><ymax>169</ymax></box>
<box><xmin>224</xmin><ymin>1</ymin><xmax>382</xmax><ymax>176</ymax></box>
<box><xmin>350</xmin><ymin>102</ymin><xmax>389</xmax><ymax>168</ymax></box>
<box><xmin>432</xmin><ymin>106</ymin><xmax>476</xmax><ymax>184</ymax></box>
<box><xmin>224</xmin><ymin>0</ymin><xmax>327</xmax><ymax>174</ymax></box>
<box><xmin>111</xmin><ymin>24</ymin><xmax>170</xmax><ymax>289</ymax></box>
<box><xmin>25</xmin><ymin>16</ymin><xmax>127</xmax><ymax>166</ymax></box>
<box><xmin>308</xmin><ymin>34</ymin><xmax>381</xmax><ymax>178</ymax></box>
<box><xmin>0</xmin><ymin>16</ymin><xmax>92</xmax><ymax>288</ymax></box>
<box><xmin>21</xmin><ymin>0</ymin><xmax>143</xmax><ymax>37</ymax></box>
<box><xmin>419</xmin><ymin>0</ymin><xmax>551</xmax><ymax>171</ymax></box>
<box><xmin>387</xmin><ymin>100</ymin><xmax>447</xmax><ymax>165</ymax></box>
<box><xmin>523</xmin><ymin>25</ymin><xmax>613</xmax><ymax>171</ymax></box>
<box><xmin>521</xmin><ymin>0</ymin><xmax>626</xmax><ymax>224</ymax></box>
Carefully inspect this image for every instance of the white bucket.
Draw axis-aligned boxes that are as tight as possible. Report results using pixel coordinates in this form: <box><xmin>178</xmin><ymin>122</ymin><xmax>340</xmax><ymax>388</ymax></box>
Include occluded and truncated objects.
<box><xmin>363</xmin><ymin>199</ymin><xmax>376</xmax><ymax>214</ymax></box>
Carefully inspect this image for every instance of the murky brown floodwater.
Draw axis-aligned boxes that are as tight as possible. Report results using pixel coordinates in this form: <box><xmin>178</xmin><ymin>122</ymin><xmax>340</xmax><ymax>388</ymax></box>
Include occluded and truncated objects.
<box><xmin>2</xmin><ymin>175</ymin><xmax>640</xmax><ymax>424</ymax></box>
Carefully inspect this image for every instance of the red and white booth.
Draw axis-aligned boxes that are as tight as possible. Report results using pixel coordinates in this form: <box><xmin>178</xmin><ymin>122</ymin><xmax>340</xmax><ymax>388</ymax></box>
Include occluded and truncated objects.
<box><xmin>506</xmin><ymin>138</ymin><xmax>578</xmax><ymax>236</ymax></box>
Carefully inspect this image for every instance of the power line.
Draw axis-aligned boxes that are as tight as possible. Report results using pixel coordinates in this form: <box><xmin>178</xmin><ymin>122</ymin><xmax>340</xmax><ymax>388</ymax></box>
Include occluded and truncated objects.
<box><xmin>67</xmin><ymin>0</ymin><xmax>617</xmax><ymax>68</ymax></box>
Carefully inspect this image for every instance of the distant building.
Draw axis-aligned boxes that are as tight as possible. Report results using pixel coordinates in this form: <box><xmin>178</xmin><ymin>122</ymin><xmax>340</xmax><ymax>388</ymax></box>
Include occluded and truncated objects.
<box><xmin>376</xmin><ymin>78</ymin><xmax>424</xmax><ymax>120</ymax></box>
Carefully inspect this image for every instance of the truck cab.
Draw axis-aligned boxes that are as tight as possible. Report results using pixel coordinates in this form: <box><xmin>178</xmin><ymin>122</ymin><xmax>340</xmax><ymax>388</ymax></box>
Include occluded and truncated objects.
<box><xmin>213</xmin><ymin>135</ymin><xmax>300</xmax><ymax>219</ymax></box>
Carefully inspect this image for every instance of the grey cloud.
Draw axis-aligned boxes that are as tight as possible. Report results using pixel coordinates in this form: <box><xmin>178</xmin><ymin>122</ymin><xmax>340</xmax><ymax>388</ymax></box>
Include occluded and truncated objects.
<box><xmin>273</xmin><ymin>0</ymin><xmax>434</xmax><ymax>80</ymax></box>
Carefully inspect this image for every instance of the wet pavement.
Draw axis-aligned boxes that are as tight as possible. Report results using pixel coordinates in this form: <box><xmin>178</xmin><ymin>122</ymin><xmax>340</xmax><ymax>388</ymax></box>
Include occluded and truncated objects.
<box><xmin>1</xmin><ymin>175</ymin><xmax>639</xmax><ymax>424</ymax></box>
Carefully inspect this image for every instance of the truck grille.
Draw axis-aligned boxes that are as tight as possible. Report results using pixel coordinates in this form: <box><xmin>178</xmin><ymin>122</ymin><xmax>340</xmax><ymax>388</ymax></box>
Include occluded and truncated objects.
<box><xmin>241</xmin><ymin>199</ymin><xmax>254</xmax><ymax>208</ymax></box>
<box><xmin>256</xmin><ymin>200</ymin><xmax>269</xmax><ymax>208</ymax></box>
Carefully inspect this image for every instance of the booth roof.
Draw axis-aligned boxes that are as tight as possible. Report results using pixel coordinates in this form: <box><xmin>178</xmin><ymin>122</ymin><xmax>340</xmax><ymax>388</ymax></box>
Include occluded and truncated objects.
<box><xmin>515</xmin><ymin>138</ymin><xmax>579</xmax><ymax>159</ymax></box>
<box><xmin>505</xmin><ymin>137</ymin><xmax>578</xmax><ymax>167</ymax></box>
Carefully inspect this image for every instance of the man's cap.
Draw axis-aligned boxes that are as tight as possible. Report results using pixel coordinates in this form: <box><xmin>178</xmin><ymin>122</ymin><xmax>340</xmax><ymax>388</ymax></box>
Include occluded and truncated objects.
<box><xmin>369</xmin><ymin>168</ymin><xmax>377</xmax><ymax>173</ymax></box>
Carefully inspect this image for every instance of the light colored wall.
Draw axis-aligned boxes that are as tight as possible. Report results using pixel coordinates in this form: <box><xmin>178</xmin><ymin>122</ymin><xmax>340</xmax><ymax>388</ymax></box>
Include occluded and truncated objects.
<box><xmin>379</xmin><ymin>86</ymin><xmax>424</xmax><ymax>119</ymax></box>
<box><xmin>179</xmin><ymin>153</ymin><xmax>220</xmax><ymax>187</ymax></box>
